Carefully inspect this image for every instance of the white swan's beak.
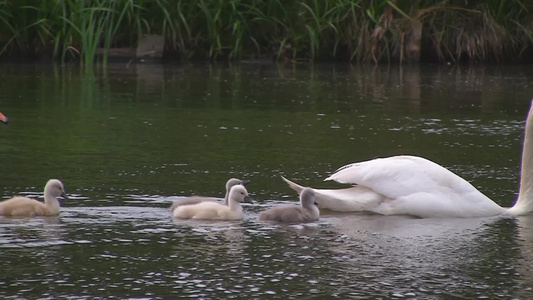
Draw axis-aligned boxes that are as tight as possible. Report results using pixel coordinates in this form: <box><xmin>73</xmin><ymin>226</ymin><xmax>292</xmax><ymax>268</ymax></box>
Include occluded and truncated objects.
<box><xmin>241</xmin><ymin>179</ymin><xmax>250</xmax><ymax>186</ymax></box>
<box><xmin>0</xmin><ymin>111</ymin><xmax>8</xmax><ymax>124</ymax></box>
<box><xmin>60</xmin><ymin>191</ymin><xmax>69</xmax><ymax>200</ymax></box>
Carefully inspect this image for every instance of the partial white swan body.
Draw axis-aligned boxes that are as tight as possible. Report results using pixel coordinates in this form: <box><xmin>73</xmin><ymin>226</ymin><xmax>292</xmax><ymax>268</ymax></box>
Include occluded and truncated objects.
<box><xmin>173</xmin><ymin>185</ymin><xmax>253</xmax><ymax>220</ymax></box>
<box><xmin>170</xmin><ymin>178</ymin><xmax>249</xmax><ymax>212</ymax></box>
<box><xmin>282</xmin><ymin>100</ymin><xmax>533</xmax><ymax>218</ymax></box>
<box><xmin>0</xmin><ymin>179</ymin><xmax>68</xmax><ymax>217</ymax></box>
<box><xmin>259</xmin><ymin>188</ymin><xmax>320</xmax><ymax>223</ymax></box>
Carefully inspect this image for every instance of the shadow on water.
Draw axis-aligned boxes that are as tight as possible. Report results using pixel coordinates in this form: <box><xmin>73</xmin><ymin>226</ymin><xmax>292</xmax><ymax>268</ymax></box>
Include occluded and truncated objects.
<box><xmin>0</xmin><ymin>62</ymin><xmax>532</xmax><ymax>298</ymax></box>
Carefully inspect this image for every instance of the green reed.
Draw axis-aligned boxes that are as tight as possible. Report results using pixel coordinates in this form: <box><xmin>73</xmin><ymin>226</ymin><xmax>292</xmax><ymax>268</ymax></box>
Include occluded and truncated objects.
<box><xmin>0</xmin><ymin>0</ymin><xmax>531</xmax><ymax>63</ymax></box>
<box><xmin>59</xmin><ymin>1</ymin><xmax>135</xmax><ymax>65</ymax></box>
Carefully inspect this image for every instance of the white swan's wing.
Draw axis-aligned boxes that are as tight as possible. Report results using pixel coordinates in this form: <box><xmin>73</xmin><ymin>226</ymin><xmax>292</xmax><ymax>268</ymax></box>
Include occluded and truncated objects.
<box><xmin>325</xmin><ymin>155</ymin><xmax>505</xmax><ymax>217</ymax></box>
<box><xmin>312</xmin><ymin>186</ymin><xmax>386</xmax><ymax>211</ymax></box>
<box><xmin>326</xmin><ymin>155</ymin><xmax>477</xmax><ymax>199</ymax></box>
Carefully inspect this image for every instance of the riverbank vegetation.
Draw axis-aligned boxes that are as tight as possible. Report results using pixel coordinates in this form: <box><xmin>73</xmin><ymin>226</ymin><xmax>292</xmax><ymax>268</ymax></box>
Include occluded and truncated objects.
<box><xmin>0</xmin><ymin>0</ymin><xmax>531</xmax><ymax>64</ymax></box>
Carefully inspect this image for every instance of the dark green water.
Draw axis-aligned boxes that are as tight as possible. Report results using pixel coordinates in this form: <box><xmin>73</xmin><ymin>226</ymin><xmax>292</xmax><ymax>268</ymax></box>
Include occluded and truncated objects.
<box><xmin>0</xmin><ymin>62</ymin><xmax>533</xmax><ymax>299</ymax></box>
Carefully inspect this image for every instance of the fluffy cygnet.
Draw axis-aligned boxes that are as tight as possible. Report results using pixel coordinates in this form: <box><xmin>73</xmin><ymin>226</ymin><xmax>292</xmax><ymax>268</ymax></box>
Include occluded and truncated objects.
<box><xmin>170</xmin><ymin>178</ymin><xmax>249</xmax><ymax>212</ymax></box>
<box><xmin>0</xmin><ymin>179</ymin><xmax>68</xmax><ymax>217</ymax></box>
<box><xmin>173</xmin><ymin>185</ymin><xmax>253</xmax><ymax>220</ymax></box>
<box><xmin>258</xmin><ymin>188</ymin><xmax>319</xmax><ymax>224</ymax></box>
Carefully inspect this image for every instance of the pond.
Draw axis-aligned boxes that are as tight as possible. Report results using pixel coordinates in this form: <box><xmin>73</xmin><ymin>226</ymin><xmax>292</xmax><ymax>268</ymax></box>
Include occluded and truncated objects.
<box><xmin>0</xmin><ymin>62</ymin><xmax>532</xmax><ymax>299</ymax></box>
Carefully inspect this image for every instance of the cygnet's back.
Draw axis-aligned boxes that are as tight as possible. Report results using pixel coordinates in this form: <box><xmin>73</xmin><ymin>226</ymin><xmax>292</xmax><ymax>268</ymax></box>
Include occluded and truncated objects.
<box><xmin>173</xmin><ymin>185</ymin><xmax>253</xmax><ymax>220</ymax></box>
<box><xmin>258</xmin><ymin>188</ymin><xmax>319</xmax><ymax>223</ymax></box>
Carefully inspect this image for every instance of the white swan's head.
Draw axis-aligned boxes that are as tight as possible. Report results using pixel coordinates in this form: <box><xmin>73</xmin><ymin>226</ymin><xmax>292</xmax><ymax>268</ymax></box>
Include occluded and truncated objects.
<box><xmin>228</xmin><ymin>185</ymin><xmax>253</xmax><ymax>204</ymax></box>
<box><xmin>300</xmin><ymin>188</ymin><xmax>318</xmax><ymax>208</ymax></box>
<box><xmin>44</xmin><ymin>179</ymin><xmax>69</xmax><ymax>200</ymax></box>
<box><xmin>0</xmin><ymin>111</ymin><xmax>8</xmax><ymax>124</ymax></box>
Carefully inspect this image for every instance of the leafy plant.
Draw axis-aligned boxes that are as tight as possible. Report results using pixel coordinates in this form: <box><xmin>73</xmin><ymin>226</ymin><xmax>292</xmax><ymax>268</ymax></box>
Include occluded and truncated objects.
<box><xmin>0</xmin><ymin>0</ymin><xmax>531</xmax><ymax>63</ymax></box>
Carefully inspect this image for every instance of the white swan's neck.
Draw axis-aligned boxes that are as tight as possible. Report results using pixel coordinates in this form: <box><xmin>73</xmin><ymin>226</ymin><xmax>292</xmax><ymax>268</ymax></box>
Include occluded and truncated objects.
<box><xmin>510</xmin><ymin>102</ymin><xmax>533</xmax><ymax>215</ymax></box>
<box><xmin>44</xmin><ymin>187</ymin><xmax>60</xmax><ymax>214</ymax></box>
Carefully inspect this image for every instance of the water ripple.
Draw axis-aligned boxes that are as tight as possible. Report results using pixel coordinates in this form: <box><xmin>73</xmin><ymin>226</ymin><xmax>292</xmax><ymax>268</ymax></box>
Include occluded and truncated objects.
<box><xmin>0</xmin><ymin>204</ymin><xmax>532</xmax><ymax>299</ymax></box>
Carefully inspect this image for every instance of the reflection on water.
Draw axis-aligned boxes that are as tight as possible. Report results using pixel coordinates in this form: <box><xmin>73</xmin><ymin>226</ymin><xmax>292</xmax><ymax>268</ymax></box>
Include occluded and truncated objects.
<box><xmin>0</xmin><ymin>63</ymin><xmax>532</xmax><ymax>298</ymax></box>
<box><xmin>1</xmin><ymin>205</ymin><xmax>532</xmax><ymax>299</ymax></box>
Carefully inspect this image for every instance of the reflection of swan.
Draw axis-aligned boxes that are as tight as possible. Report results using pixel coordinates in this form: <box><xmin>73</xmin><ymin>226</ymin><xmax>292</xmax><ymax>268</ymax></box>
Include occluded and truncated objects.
<box><xmin>283</xmin><ymin>101</ymin><xmax>533</xmax><ymax>218</ymax></box>
<box><xmin>170</xmin><ymin>178</ymin><xmax>249</xmax><ymax>212</ymax></box>
<box><xmin>173</xmin><ymin>185</ymin><xmax>253</xmax><ymax>220</ymax></box>
<box><xmin>259</xmin><ymin>188</ymin><xmax>320</xmax><ymax>224</ymax></box>
<box><xmin>322</xmin><ymin>212</ymin><xmax>533</xmax><ymax>298</ymax></box>
<box><xmin>0</xmin><ymin>179</ymin><xmax>68</xmax><ymax>216</ymax></box>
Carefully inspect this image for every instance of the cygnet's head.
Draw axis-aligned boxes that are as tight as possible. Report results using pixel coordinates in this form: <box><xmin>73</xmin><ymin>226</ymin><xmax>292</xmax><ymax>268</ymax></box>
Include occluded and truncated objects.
<box><xmin>45</xmin><ymin>179</ymin><xmax>69</xmax><ymax>199</ymax></box>
<box><xmin>229</xmin><ymin>185</ymin><xmax>253</xmax><ymax>204</ymax></box>
<box><xmin>226</xmin><ymin>178</ymin><xmax>250</xmax><ymax>191</ymax></box>
<box><xmin>300</xmin><ymin>188</ymin><xmax>317</xmax><ymax>207</ymax></box>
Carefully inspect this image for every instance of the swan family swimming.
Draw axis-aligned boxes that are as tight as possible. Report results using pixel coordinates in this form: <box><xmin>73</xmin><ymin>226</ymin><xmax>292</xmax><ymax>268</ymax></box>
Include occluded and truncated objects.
<box><xmin>3</xmin><ymin>101</ymin><xmax>533</xmax><ymax>220</ymax></box>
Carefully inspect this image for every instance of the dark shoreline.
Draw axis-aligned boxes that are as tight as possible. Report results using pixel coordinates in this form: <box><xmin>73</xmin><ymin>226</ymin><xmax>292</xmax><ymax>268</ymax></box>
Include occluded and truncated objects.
<box><xmin>1</xmin><ymin>1</ymin><xmax>531</xmax><ymax>64</ymax></box>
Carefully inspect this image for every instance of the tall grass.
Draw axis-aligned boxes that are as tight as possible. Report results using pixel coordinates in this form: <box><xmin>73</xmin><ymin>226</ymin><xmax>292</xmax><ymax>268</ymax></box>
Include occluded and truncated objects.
<box><xmin>61</xmin><ymin>1</ymin><xmax>133</xmax><ymax>65</ymax></box>
<box><xmin>418</xmin><ymin>0</ymin><xmax>533</xmax><ymax>62</ymax></box>
<box><xmin>0</xmin><ymin>0</ymin><xmax>531</xmax><ymax>63</ymax></box>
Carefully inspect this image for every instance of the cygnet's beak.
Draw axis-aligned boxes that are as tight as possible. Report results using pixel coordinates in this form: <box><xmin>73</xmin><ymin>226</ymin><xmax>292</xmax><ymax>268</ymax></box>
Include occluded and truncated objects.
<box><xmin>0</xmin><ymin>112</ymin><xmax>8</xmax><ymax>124</ymax></box>
<box><xmin>61</xmin><ymin>191</ymin><xmax>69</xmax><ymax>200</ymax></box>
<box><xmin>241</xmin><ymin>179</ymin><xmax>250</xmax><ymax>186</ymax></box>
<box><xmin>314</xmin><ymin>201</ymin><xmax>319</xmax><ymax>206</ymax></box>
<box><xmin>243</xmin><ymin>195</ymin><xmax>253</xmax><ymax>204</ymax></box>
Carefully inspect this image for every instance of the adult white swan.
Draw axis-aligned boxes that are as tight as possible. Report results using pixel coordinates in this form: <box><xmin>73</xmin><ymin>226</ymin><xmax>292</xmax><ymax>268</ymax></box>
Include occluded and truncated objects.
<box><xmin>282</xmin><ymin>101</ymin><xmax>533</xmax><ymax>218</ymax></box>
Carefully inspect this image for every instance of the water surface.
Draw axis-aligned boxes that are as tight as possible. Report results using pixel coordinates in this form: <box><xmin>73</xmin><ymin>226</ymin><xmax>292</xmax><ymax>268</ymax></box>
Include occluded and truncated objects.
<box><xmin>0</xmin><ymin>62</ymin><xmax>532</xmax><ymax>299</ymax></box>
